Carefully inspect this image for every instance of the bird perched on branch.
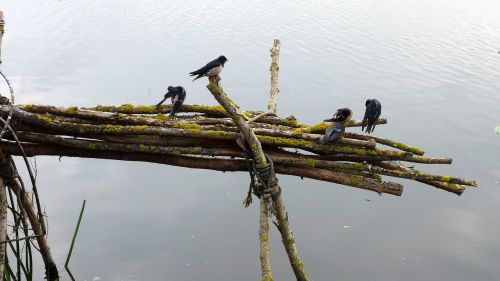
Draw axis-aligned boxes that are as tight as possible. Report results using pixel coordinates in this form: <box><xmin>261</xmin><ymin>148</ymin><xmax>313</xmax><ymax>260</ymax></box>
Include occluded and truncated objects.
<box><xmin>318</xmin><ymin>108</ymin><xmax>353</xmax><ymax>144</ymax></box>
<box><xmin>156</xmin><ymin>86</ymin><xmax>186</xmax><ymax>117</ymax></box>
<box><xmin>324</xmin><ymin>108</ymin><xmax>353</xmax><ymax>123</ymax></box>
<box><xmin>362</xmin><ymin>99</ymin><xmax>382</xmax><ymax>134</ymax></box>
<box><xmin>189</xmin><ymin>55</ymin><xmax>228</xmax><ymax>81</ymax></box>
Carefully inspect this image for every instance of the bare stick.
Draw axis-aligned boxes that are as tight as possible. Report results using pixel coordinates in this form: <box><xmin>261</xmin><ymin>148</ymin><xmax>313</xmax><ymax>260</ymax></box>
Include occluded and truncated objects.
<box><xmin>0</xmin><ymin>141</ymin><xmax>405</xmax><ymax>196</ymax></box>
<box><xmin>0</xmin><ymin>176</ymin><xmax>7</xmax><ymax>278</ymax></box>
<box><xmin>0</xmin><ymin>11</ymin><xmax>4</xmax><ymax>64</ymax></box>
<box><xmin>206</xmin><ymin>77</ymin><xmax>273</xmax><ymax>281</ymax></box>
<box><xmin>0</xmin><ymin>154</ymin><xmax>58</xmax><ymax>279</ymax></box>
<box><xmin>207</xmin><ymin>76</ymin><xmax>310</xmax><ymax>281</ymax></box>
<box><xmin>268</xmin><ymin>39</ymin><xmax>281</xmax><ymax>114</ymax></box>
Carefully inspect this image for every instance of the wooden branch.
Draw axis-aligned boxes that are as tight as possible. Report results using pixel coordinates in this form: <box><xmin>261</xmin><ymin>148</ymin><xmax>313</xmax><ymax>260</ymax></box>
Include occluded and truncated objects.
<box><xmin>268</xmin><ymin>39</ymin><xmax>281</xmax><ymax>114</ymax></box>
<box><xmin>270</xmin><ymin>155</ymin><xmax>475</xmax><ymax>186</ymax></box>
<box><xmin>1</xmin><ymin>136</ymin><xmax>410</xmax><ymax>196</ymax></box>
<box><xmin>373</xmin><ymin>161</ymin><xmax>468</xmax><ymax>195</ymax></box>
<box><xmin>296</xmin><ymin>119</ymin><xmax>388</xmax><ymax>134</ymax></box>
<box><xmin>206</xmin><ymin>77</ymin><xmax>274</xmax><ymax>281</ymax></box>
<box><xmin>0</xmin><ymin>176</ymin><xmax>7</xmax><ymax>278</ymax></box>
<box><xmin>344</xmin><ymin>132</ymin><xmax>425</xmax><ymax>155</ymax></box>
<box><xmin>81</xmin><ymin>104</ymin><xmax>303</xmax><ymax>127</ymax></box>
<box><xmin>0</xmin><ymin>154</ymin><xmax>58</xmax><ymax>279</ymax></box>
<box><xmin>0</xmin><ymin>141</ymin><xmax>403</xmax><ymax>198</ymax></box>
<box><xmin>0</xmin><ymin>11</ymin><xmax>4</xmax><ymax>64</ymax></box>
<box><xmin>207</xmin><ymin>76</ymin><xmax>310</xmax><ymax>281</ymax></box>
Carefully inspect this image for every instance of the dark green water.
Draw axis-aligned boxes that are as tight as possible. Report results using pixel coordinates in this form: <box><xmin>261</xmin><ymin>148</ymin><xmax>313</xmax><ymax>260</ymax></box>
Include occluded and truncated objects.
<box><xmin>0</xmin><ymin>0</ymin><xmax>499</xmax><ymax>280</ymax></box>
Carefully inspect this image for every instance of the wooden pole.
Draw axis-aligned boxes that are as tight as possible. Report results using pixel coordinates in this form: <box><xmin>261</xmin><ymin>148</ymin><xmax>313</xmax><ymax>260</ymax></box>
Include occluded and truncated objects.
<box><xmin>0</xmin><ymin>154</ymin><xmax>59</xmax><ymax>279</ymax></box>
<box><xmin>268</xmin><ymin>39</ymin><xmax>281</xmax><ymax>114</ymax></box>
<box><xmin>0</xmin><ymin>11</ymin><xmax>4</xmax><ymax>64</ymax></box>
<box><xmin>0</xmin><ymin>177</ymin><xmax>7</xmax><ymax>278</ymax></box>
<box><xmin>207</xmin><ymin>76</ymin><xmax>310</xmax><ymax>281</ymax></box>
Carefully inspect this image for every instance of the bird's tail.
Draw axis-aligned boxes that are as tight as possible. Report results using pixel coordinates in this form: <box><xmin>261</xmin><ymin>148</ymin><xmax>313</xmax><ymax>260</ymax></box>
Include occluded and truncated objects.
<box><xmin>191</xmin><ymin>75</ymin><xmax>203</xmax><ymax>82</ymax></box>
<box><xmin>365</xmin><ymin>122</ymin><xmax>375</xmax><ymax>134</ymax></box>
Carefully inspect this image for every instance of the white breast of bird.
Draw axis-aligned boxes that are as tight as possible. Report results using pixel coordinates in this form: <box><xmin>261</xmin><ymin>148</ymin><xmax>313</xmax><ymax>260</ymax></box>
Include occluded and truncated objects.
<box><xmin>206</xmin><ymin>65</ymin><xmax>223</xmax><ymax>77</ymax></box>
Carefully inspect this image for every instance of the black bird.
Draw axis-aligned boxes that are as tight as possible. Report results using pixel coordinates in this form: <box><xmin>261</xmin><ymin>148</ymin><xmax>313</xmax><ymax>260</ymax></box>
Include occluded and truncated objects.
<box><xmin>189</xmin><ymin>55</ymin><xmax>228</xmax><ymax>81</ymax></box>
<box><xmin>156</xmin><ymin>86</ymin><xmax>186</xmax><ymax>117</ymax></box>
<box><xmin>323</xmin><ymin>108</ymin><xmax>353</xmax><ymax>123</ymax></box>
<box><xmin>362</xmin><ymin>99</ymin><xmax>382</xmax><ymax>134</ymax></box>
<box><xmin>318</xmin><ymin>108</ymin><xmax>353</xmax><ymax>144</ymax></box>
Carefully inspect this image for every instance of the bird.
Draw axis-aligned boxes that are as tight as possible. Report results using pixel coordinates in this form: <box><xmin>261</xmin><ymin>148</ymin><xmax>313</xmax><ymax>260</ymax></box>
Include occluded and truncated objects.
<box><xmin>156</xmin><ymin>86</ymin><xmax>186</xmax><ymax>117</ymax></box>
<box><xmin>362</xmin><ymin>99</ymin><xmax>382</xmax><ymax>134</ymax></box>
<box><xmin>319</xmin><ymin>122</ymin><xmax>346</xmax><ymax>144</ymax></box>
<box><xmin>324</xmin><ymin>108</ymin><xmax>353</xmax><ymax>123</ymax></box>
<box><xmin>318</xmin><ymin>108</ymin><xmax>353</xmax><ymax>144</ymax></box>
<box><xmin>189</xmin><ymin>55</ymin><xmax>228</xmax><ymax>81</ymax></box>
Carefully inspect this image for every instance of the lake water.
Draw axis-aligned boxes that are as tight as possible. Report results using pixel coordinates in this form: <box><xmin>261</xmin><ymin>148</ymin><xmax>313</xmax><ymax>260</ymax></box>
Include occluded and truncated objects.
<box><xmin>1</xmin><ymin>0</ymin><xmax>499</xmax><ymax>280</ymax></box>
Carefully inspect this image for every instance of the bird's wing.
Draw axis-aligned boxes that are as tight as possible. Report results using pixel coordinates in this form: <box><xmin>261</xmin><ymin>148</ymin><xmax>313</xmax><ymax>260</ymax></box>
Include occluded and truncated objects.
<box><xmin>205</xmin><ymin>58</ymin><xmax>221</xmax><ymax>69</ymax></box>
<box><xmin>178</xmin><ymin>87</ymin><xmax>187</xmax><ymax>101</ymax></box>
<box><xmin>362</xmin><ymin>107</ymin><xmax>369</xmax><ymax>131</ymax></box>
<box><xmin>323</xmin><ymin>123</ymin><xmax>345</xmax><ymax>142</ymax></box>
<box><xmin>189</xmin><ymin>58</ymin><xmax>220</xmax><ymax>75</ymax></box>
<box><xmin>367</xmin><ymin>104</ymin><xmax>380</xmax><ymax>122</ymax></box>
<box><xmin>189</xmin><ymin>65</ymin><xmax>210</xmax><ymax>76</ymax></box>
<box><xmin>375</xmin><ymin>102</ymin><xmax>382</xmax><ymax>119</ymax></box>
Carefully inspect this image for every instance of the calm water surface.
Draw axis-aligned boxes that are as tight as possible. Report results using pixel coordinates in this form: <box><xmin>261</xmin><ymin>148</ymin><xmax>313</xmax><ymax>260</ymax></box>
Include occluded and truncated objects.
<box><xmin>1</xmin><ymin>0</ymin><xmax>500</xmax><ymax>280</ymax></box>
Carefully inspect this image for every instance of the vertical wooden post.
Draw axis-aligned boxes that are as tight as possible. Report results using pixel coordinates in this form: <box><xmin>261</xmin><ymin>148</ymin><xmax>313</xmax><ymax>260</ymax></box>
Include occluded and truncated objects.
<box><xmin>0</xmin><ymin>11</ymin><xmax>4</xmax><ymax>64</ymax></box>
<box><xmin>0</xmin><ymin>11</ymin><xmax>6</xmax><ymax>278</ymax></box>
<box><xmin>0</xmin><ymin>177</ymin><xmax>7</xmax><ymax>278</ymax></box>
<box><xmin>268</xmin><ymin>39</ymin><xmax>281</xmax><ymax>114</ymax></box>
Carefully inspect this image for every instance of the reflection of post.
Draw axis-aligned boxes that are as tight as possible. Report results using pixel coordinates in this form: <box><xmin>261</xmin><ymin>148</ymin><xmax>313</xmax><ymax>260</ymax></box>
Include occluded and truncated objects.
<box><xmin>0</xmin><ymin>11</ymin><xmax>4</xmax><ymax>64</ymax></box>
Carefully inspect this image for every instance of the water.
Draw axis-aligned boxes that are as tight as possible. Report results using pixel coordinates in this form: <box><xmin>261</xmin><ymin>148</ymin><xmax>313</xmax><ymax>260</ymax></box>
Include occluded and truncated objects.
<box><xmin>0</xmin><ymin>0</ymin><xmax>499</xmax><ymax>280</ymax></box>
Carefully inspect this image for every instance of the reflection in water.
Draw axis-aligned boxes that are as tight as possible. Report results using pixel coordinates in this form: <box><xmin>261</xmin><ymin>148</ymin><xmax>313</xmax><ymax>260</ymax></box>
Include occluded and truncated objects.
<box><xmin>1</xmin><ymin>0</ymin><xmax>500</xmax><ymax>280</ymax></box>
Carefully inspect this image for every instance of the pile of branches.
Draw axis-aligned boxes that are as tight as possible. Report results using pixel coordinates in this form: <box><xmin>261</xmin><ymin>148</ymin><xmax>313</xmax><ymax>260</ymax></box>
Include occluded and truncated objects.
<box><xmin>0</xmin><ymin>102</ymin><xmax>477</xmax><ymax>197</ymax></box>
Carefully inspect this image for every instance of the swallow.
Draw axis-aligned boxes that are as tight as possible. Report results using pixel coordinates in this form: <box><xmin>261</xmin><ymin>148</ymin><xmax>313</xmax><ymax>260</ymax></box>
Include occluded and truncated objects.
<box><xmin>318</xmin><ymin>108</ymin><xmax>353</xmax><ymax>144</ymax></box>
<box><xmin>323</xmin><ymin>108</ymin><xmax>353</xmax><ymax>123</ymax></box>
<box><xmin>362</xmin><ymin>99</ymin><xmax>381</xmax><ymax>133</ymax></box>
<box><xmin>189</xmin><ymin>55</ymin><xmax>228</xmax><ymax>81</ymax></box>
<box><xmin>156</xmin><ymin>86</ymin><xmax>186</xmax><ymax>117</ymax></box>
<box><xmin>319</xmin><ymin>122</ymin><xmax>346</xmax><ymax>144</ymax></box>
